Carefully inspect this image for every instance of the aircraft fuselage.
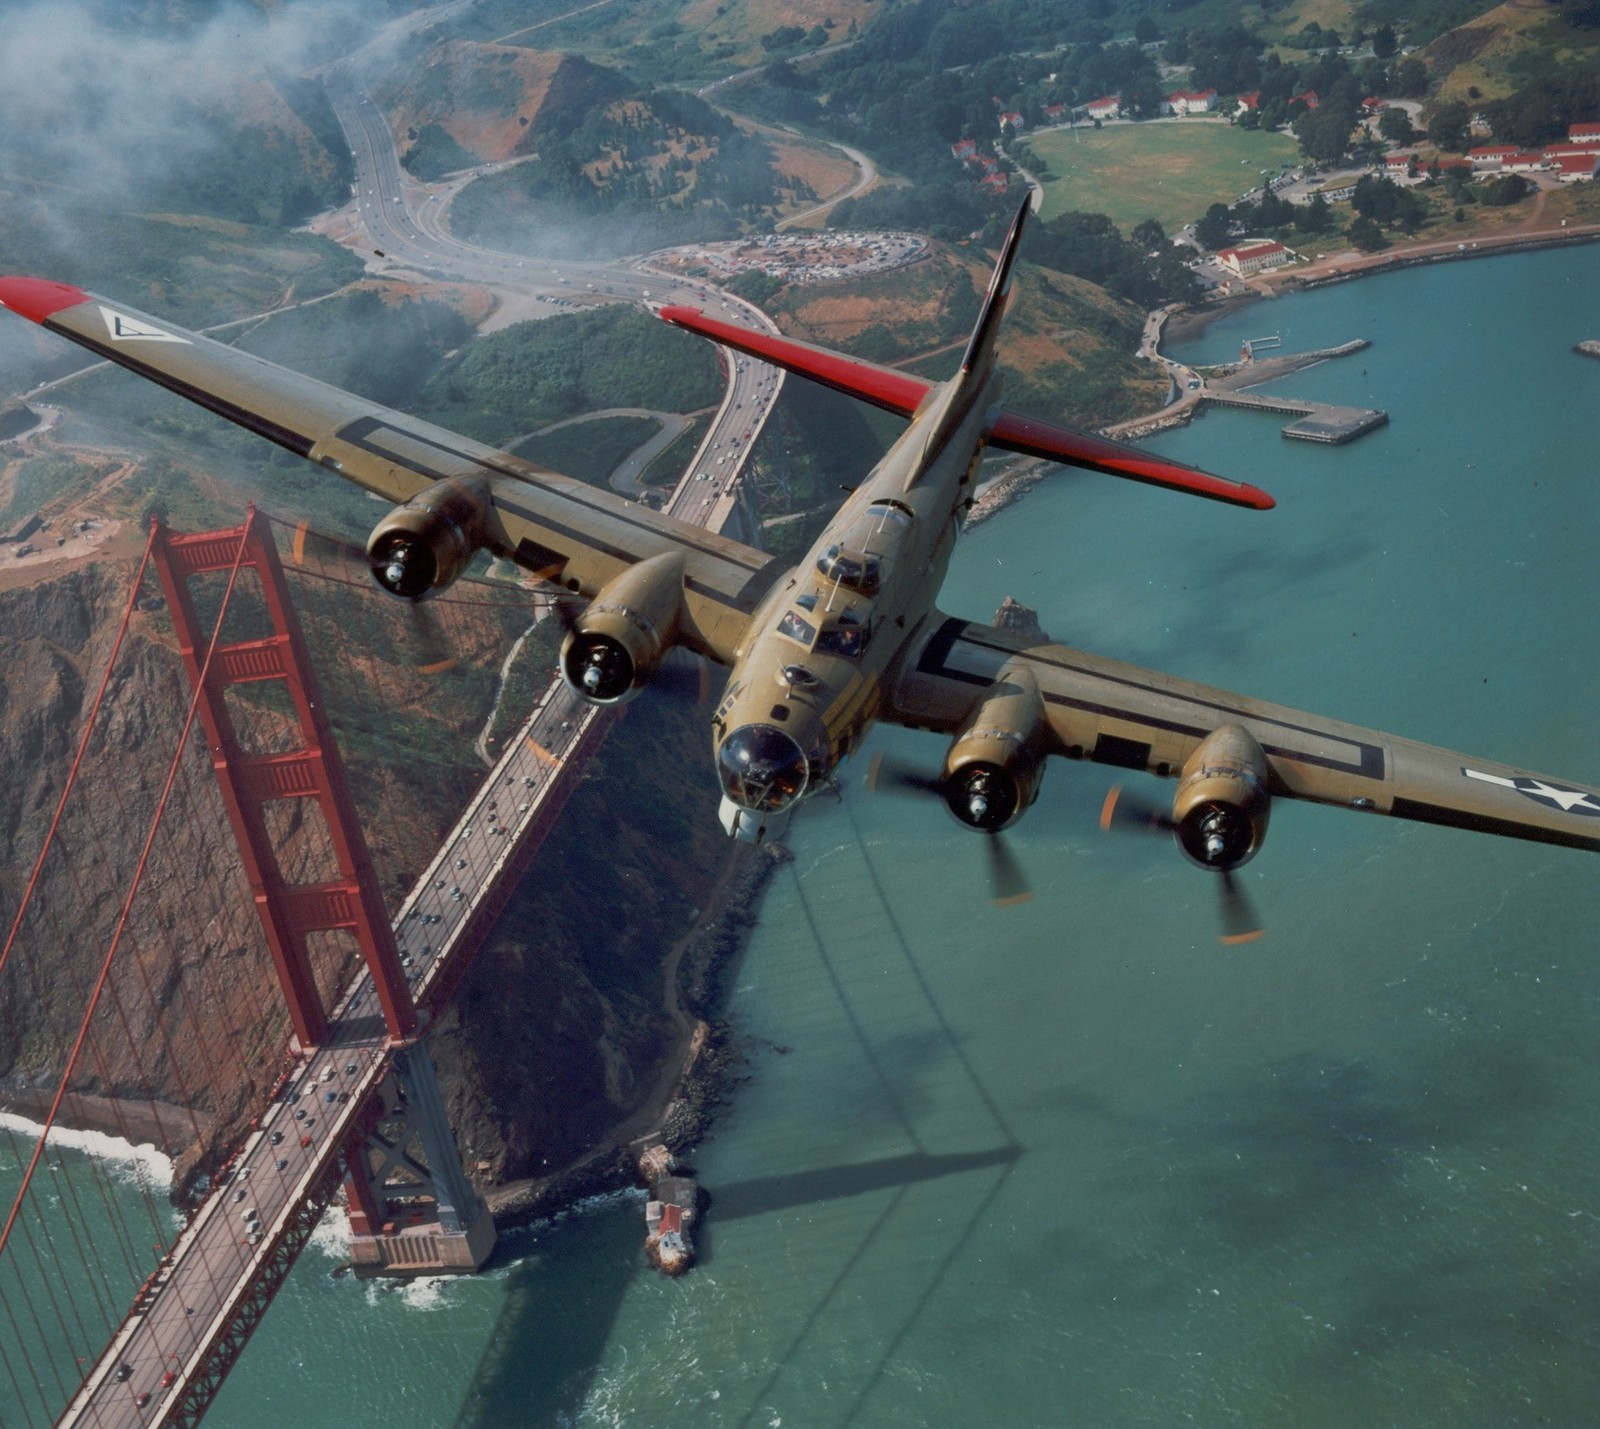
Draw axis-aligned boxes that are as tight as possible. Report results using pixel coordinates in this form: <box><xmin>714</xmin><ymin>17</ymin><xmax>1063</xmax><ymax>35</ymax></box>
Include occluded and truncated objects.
<box><xmin>712</xmin><ymin>372</ymin><xmax>999</xmax><ymax>839</ymax></box>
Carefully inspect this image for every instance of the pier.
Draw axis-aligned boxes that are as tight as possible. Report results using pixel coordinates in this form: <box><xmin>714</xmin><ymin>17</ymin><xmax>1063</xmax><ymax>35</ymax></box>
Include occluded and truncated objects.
<box><xmin>1201</xmin><ymin>338</ymin><xmax>1387</xmax><ymax>444</ymax></box>
<box><xmin>1200</xmin><ymin>390</ymin><xmax>1389</xmax><ymax>444</ymax></box>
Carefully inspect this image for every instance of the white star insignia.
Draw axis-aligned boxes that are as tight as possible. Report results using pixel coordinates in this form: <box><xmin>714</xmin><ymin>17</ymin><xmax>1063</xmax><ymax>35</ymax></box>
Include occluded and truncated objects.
<box><xmin>1463</xmin><ymin>768</ymin><xmax>1600</xmax><ymax>817</ymax></box>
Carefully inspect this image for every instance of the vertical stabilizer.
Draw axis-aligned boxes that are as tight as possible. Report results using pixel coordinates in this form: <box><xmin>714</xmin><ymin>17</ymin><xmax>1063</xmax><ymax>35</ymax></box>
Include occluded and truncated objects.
<box><xmin>897</xmin><ymin>196</ymin><xmax>1031</xmax><ymax>482</ymax></box>
<box><xmin>956</xmin><ymin>197</ymin><xmax>1031</xmax><ymax>382</ymax></box>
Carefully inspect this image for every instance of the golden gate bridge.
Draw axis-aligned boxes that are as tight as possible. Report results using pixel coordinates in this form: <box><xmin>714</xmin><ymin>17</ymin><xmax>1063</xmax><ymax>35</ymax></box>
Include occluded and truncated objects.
<box><xmin>0</xmin><ymin>504</ymin><xmax>627</xmax><ymax>1426</ymax></box>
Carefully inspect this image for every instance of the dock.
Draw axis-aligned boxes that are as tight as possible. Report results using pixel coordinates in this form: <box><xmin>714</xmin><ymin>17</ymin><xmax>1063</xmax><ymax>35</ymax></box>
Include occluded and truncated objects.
<box><xmin>1200</xmin><ymin>390</ymin><xmax>1389</xmax><ymax>444</ymax></box>
<box><xmin>1200</xmin><ymin>338</ymin><xmax>1386</xmax><ymax>444</ymax></box>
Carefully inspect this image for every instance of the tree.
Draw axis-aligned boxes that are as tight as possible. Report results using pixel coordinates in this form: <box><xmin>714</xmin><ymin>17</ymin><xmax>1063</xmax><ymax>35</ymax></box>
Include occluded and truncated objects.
<box><xmin>1348</xmin><ymin>215</ymin><xmax>1390</xmax><ymax>250</ymax></box>
<box><xmin>1352</xmin><ymin>173</ymin><xmax>1401</xmax><ymax>221</ymax></box>
<box><xmin>1134</xmin><ymin>14</ymin><xmax>1160</xmax><ymax>45</ymax></box>
<box><xmin>1429</xmin><ymin>99</ymin><xmax>1471</xmax><ymax>153</ymax></box>
<box><xmin>1378</xmin><ymin>107</ymin><xmax>1416</xmax><ymax>145</ymax></box>
<box><xmin>1371</xmin><ymin>24</ymin><xmax>1398</xmax><ymax>60</ymax></box>
<box><xmin>1389</xmin><ymin>57</ymin><xmax>1428</xmax><ymax>98</ymax></box>
<box><xmin>1482</xmin><ymin>174</ymin><xmax>1531</xmax><ymax>206</ymax></box>
<box><xmin>1295</xmin><ymin>104</ymin><xmax>1357</xmax><ymax>163</ymax></box>
<box><xmin>1131</xmin><ymin>217</ymin><xmax>1167</xmax><ymax>251</ymax></box>
<box><xmin>1295</xmin><ymin>191</ymin><xmax>1334</xmax><ymax>232</ymax></box>
<box><xmin>1195</xmin><ymin>202</ymin><xmax>1233</xmax><ymax>250</ymax></box>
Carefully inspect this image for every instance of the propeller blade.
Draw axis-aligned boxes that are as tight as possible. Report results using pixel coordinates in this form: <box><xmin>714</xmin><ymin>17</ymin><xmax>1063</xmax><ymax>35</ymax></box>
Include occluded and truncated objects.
<box><xmin>864</xmin><ymin>751</ymin><xmax>944</xmax><ymax>798</ymax></box>
<box><xmin>406</xmin><ymin>601</ymin><xmax>458</xmax><ymax>675</ymax></box>
<box><xmin>863</xmin><ymin>752</ymin><xmax>1031</xmax><ymax>906</ymax></box>
<box><xmin>649</xmin><ymin>649</ymin><xmax>719</xmax><ymax>706</ymax></box>
<box><xmin>1218</xmin><ymin>870</ymin><xmax>1265</xmax><ymax>946</ymax></box>
<box><xmin>543</xmin><ymin>589</ymin><xmax>584</xmax><ymax>633</ymax></box>
<box><xmin>986</xmin><ymin>833</ymin><xmax>1033</xmax><ymax>907</ymax></box>
<box><xmin>1099</xmin><ymin>784</ymin><xmax>1174</xmax><ymax>836</ymax></box>
<box><xmin>288</xmin><ymin>518</ymin><xmax>365</xmax><ymax>570</ymax></box>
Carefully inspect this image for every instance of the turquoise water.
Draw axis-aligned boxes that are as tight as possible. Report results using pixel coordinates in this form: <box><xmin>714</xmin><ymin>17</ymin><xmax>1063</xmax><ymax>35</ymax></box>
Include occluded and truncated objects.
<box><xmin>22</xmin><ymin>246</ymin><xmax>1600</xmax><ymax>1426</ymax></box>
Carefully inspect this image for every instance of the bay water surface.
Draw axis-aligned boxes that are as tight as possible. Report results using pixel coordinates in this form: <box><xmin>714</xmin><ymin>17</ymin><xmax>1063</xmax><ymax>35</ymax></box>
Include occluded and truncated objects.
<box><xmin>20</xmin><ymin>245</ymin><xmax>1600</xmax><ymax>1427</ymax></box>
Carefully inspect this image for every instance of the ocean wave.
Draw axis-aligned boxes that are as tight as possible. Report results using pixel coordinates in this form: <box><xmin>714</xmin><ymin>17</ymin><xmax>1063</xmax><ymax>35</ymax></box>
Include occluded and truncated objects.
<box><xmin>0</xmin><ymin>1110</ymin><xmax>172</xmax><ymax>1187</ymax></box>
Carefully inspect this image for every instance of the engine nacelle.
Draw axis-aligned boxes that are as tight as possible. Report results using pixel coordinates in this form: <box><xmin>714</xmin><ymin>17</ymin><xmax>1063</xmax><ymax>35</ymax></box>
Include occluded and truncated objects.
<box><xmin>366</xmin><ymin>478</ymin><xmax>489</xmax><ymax>600</ymax></box>
<box><xmin>941</xmin><ymin>665</ymin><xmax>1046</xmax><ymax>832</ymax></box>
<box><xmin>1173</xmin><ymin>723</ymin><xmax>1272</xmax><ymax>871</ymax></box>
<box><xmin>560</xmin><ymin>551</ymin><xmax>686</xmax><ymax>704</ymax></box>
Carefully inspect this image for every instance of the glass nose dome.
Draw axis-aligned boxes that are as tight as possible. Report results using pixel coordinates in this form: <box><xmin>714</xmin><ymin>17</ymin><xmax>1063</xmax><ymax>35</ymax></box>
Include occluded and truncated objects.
<box><xmin>717</xmin><ymin>724</ymin><xmax>809</xmax><ymax>812</ymax></box>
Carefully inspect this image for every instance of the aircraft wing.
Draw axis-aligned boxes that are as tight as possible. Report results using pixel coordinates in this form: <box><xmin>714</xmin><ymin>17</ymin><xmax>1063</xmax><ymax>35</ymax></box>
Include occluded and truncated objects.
<box><xmin>658</xmin><ymin>305</ymin><xmax>1274</xmax><ymax>510</ymax></box>
<box><xmin>888</xmin><ymin>615</ymin><xmax>1600</xmax><ymax>854</ymax></box>
<box><xmin>0</xmin><ymin>278</ymin><xmax>782</xmax><ymax>662</ymax></box>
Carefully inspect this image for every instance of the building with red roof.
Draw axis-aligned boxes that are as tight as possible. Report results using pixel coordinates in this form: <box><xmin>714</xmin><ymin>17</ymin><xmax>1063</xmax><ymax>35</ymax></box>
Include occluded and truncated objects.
<box><xmin>1164</xmin><ymin>88</ymin><xmax>1218</xmax><ymax>116</ymax></box>
<box><xmin>1217</xmin><ymin>240</ymin><xmax>1291</xmax><ymax>276</ymax></box>
<box><xmin>1467</xmin><ymin>144</ymin><xmax>1518</xmax><ymax>167</ymax></box>
<box><xmin>1550</xmin><ymin>151</ymin><xmax>1600</xmax><ymax>181</ymax></box>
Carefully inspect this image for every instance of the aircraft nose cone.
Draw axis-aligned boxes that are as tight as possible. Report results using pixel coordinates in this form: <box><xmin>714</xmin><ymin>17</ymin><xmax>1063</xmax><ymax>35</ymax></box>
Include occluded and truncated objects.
<box><xmin>717</xmin><ymin>723</ymin><xmax>810</xmax><ymax>813</ymax></box>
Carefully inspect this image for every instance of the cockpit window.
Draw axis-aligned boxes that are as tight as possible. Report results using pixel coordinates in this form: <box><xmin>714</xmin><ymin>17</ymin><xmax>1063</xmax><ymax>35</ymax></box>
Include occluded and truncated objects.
<box><xmin>867</xmin><ymin>500</ymin><xmax>913</xmax><ymax>530</ymax></box>
<box><xmin>815</xmin><ymin>544</ymin><xmax>881</xmax><ymax>597</ymax></box>
<box><xmin>815</xmin><ymin>624</ymin><xmax>866</xmax><ymax>658</ymax></box>
<box><xmin>776</xmin><ymin>610</ymin><xmax>815</xmax><ymax>646</ymax></box>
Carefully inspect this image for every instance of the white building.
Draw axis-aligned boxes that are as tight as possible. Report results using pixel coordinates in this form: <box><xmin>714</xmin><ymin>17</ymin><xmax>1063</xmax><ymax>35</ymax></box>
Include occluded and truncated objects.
<box><xmin>1216</xmin><ymin>240</ymin><xmax>1291</xmax><ymax>277</ymax></box>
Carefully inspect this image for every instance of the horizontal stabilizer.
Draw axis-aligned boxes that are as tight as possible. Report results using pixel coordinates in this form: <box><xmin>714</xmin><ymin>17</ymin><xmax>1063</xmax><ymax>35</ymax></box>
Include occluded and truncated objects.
<box><xmin>659</xmin><ymin>304</ymin><xmax>1273</xmax><ymax>511</ymax></box>
<box><xmin>988</xmin><ymin>410</ymin><xmax>1275</xmax><ymax>510</ymax></box>
<box><xmin>659</xmin><ymin>305</ymin><xmax>928</xmax><ymax>418</ymax></box>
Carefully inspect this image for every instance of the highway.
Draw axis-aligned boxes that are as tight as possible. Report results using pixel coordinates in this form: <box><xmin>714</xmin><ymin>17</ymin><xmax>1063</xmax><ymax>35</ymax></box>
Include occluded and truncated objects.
<box><xmin>320</xmin><ymin>59</ymin><xmax>786</xmax><ymax>516</ymax></box>
<box><xmin>59</xmin><ymin>52</ymin><xmax>799</xmax><ymax>1421</ymax></box>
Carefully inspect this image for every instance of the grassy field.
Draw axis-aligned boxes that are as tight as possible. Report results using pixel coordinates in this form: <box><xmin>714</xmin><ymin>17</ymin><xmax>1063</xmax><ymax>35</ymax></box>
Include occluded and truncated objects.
<box><xmin>1030</xmin><ymin>120</ymin><xmax>1300</xmax><ymax>235</ymax></box>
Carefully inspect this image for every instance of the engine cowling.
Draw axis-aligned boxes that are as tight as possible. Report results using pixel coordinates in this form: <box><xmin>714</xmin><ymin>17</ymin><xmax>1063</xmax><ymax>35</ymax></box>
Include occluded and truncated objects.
<box><xmin>941</xmin><ymin>665</ymin><xmax>1046</xmax><ymax>832</ymax></box>
<box><xmin>366</xmin><ymin>478</ymin><xmax>489</xmax><ymax>600</ymax></box>
<box><xmin>1172</xmin><ymin>723</ymin><xmax>1272</xmax><ymax>871</ymax></box>
<box><xmin>560</xmin><ymin>551</ymin><xmax>686</xmax><ymax>704</ymax></box>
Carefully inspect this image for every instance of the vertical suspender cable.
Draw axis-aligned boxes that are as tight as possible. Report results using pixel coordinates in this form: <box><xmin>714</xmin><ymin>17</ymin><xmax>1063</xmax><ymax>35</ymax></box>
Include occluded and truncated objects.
<box><xmin>0</xmin><ymin>530</ymin><xmax>155</xmax><ymax>984</ymax></box>
<box><xmin>0</xmin><ymin>523</ymin><xmax>251</xmax><ymax>1271</ymax></box>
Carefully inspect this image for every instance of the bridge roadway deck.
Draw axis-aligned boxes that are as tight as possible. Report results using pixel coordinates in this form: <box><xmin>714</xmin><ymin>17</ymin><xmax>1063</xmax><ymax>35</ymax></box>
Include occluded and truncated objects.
<box><xmin>60</xmin><ymin>384</ymin><xmax>768</xmax><ymax>1426</ymax></box>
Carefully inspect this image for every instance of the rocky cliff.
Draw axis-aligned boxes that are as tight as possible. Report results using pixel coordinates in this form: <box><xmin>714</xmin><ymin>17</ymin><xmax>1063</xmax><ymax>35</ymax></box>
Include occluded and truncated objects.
<box><xmin>0</xmin><ymin>553</ymin><xmax>732</xmax><ymax>1198</ymax></box>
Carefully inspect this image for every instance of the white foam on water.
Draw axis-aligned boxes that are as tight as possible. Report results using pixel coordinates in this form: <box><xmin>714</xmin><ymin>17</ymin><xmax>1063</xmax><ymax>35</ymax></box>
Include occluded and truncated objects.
<box><xmin>0</xmin><ymin>1109</ymin><xmax>172</xmax><ymax>1187</ymax></box>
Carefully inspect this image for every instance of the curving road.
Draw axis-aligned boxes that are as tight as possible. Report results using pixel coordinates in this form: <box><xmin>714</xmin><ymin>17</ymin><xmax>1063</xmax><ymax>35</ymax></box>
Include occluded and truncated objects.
<box><xmin>319</xmin><ymin>60</ymin><xmax>785</xmax><ymax>535</ymax></box>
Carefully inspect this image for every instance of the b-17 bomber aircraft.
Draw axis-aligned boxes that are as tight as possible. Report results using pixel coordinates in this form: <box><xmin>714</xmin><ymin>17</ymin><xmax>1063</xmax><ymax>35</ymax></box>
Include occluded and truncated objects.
<box><xmin>3</xmin><ymin>201</ymin><xmax>1598</xmax><ymax>940</ymax></box>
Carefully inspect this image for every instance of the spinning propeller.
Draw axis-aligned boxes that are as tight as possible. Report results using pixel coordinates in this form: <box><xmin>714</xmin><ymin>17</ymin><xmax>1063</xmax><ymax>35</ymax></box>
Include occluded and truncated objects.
<box><xmin>1099</xmin><ymin>786</ymin><xmax>1265</xmax><ymax>945</ymax></box>
<box><xmin>290</xmin><ymin>520</ymin><xmax>458</xmax><ymax>674</ymax></box>
<box><xmin>865</xmin><ymin>751</ymin><xmax>1033</xmax><ymax>906</ymax></box>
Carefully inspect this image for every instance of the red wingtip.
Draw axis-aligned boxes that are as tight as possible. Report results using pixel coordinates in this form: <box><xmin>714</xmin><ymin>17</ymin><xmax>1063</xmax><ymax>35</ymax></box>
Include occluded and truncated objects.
<box><xmin>0</xmin><ymin>277</ymin><xmax>91</xmax><ymax>325</ymax></box>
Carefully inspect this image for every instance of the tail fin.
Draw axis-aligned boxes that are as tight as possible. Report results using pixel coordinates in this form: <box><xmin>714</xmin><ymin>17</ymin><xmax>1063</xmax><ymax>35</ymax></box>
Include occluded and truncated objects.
<box><xmin>956</xmin><ymin>197</ymin><xmax>1031</xmax><ymax>382</ymax></box>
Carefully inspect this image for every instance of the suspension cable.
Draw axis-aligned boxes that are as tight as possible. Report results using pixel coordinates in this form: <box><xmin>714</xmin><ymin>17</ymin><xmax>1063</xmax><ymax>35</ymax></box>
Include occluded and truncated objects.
<box><xmin>0</xmin><ymin>522</ymin><xmax>252</xmax><ymax>1270</ymax></box>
